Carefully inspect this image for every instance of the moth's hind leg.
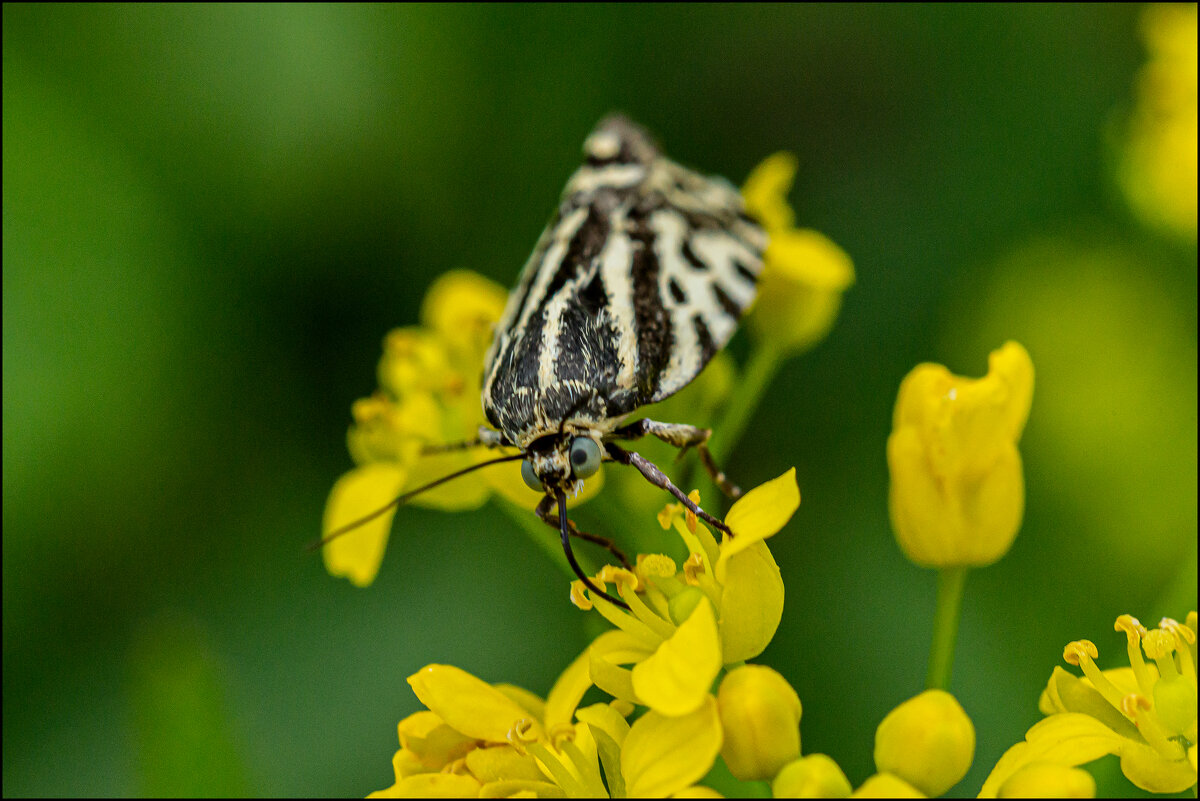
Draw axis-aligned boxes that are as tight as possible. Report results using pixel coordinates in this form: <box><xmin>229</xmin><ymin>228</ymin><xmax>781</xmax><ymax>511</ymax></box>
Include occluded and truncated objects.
<box><xmin>607</xmin><ymin>419</ymin><xmax>743</xmax><ymax>500</ymax></box>
<box><xmin>604</xmin><ymin>443</ymin><xmax>736</xmax><ymax>540</ymax></box>
<box><xmin>420</xmin><ymin>426</ymin><xmax>512</xmax><ymax>455</ymax></box>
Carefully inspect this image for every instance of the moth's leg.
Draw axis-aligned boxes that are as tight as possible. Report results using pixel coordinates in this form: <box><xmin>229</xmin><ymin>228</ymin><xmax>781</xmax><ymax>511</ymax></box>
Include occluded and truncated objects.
<box><xmin>535</xmin><ymin>494</ymin><xmax>630</xmax><ymax>610</ymax></box>
<box><xmin>535</xmin><ymin>495</ymin><xmax>634</xmax><ymax>572</ymax></box>
<box><xmin>604</xmin><ymin>443</ymin><xmax>735</xmax><ymax>539</ymax></box>
<box><xmin>607</xmin><ymin>419</ymin><xmax>743</xmax><ymax>500</ymax></box>
<box><xmin>420</xmin><ymin>426</ymin><xmax>512</xmax><ymax>455</ymax></box>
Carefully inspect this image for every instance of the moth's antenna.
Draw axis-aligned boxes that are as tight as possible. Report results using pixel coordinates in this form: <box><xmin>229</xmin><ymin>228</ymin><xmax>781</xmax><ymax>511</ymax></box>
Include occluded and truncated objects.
<box><xmin>556</xmin><ymin>488</ymin><xmax>630</xmax><ymax>610</ymax></box>
<box><xmin>309</xmin><ymin>453</ymin><xmax>525</xmax><ymax>551</ymax></box>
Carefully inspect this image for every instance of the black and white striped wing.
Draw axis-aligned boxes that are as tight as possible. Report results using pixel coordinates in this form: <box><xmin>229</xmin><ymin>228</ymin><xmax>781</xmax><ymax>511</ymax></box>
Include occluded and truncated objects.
<box><xmin>482</xmin><ymin>117</ymin><xmax>767</xmax><ymax>445</ymax></box>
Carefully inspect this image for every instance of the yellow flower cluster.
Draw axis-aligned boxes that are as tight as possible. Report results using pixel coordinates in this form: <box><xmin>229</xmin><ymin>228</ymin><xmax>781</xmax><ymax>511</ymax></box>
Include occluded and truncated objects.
<box><xmin>321</xmin><ymin>271</ymin><xmax>602</xmax><ymax>587</ymax></box>
<box><xmin>371</xmin><ymin>470</ymin><xmax>805</xmax><ymax>798</ymax></box>
<box><xmin>982</xmin><ymin>611</ymin><xmax>1198</xmax><ymax>797</ymax></box>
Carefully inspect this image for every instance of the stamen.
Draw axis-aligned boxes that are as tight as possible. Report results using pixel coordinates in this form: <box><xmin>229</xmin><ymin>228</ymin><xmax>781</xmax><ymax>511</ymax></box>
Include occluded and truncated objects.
<box><xmin>585</xmin><ymin>581</ymin><xmax>665</xmax><ymax>649</ymax></box>
<box><xmin>1064</xmin><ymin>640</ymin><xmax>1129</xmax><ymax>715</ymax></box>
<box><xmin>615</xmin><ymin>575</ymin><xmax>676</xmax><ymax>641</ymax></box>
<box><xmin>683</xmin><ymin>553</ymin><xmax>707</xmax><ymax>585</ymax></box>
<box><xmin>1122</xmin><ymin>693</ymin><xmax>1187</xmax><ymax>760</ymax></box>
<box><xmin>1142</xmin><ymin>629</ymin><xmax>1183</xmax><ymax>683</ymax></box>
<box><xmin>1115</xmin><ymin>615</ymin><xmax>1156</xmax><ymax>696</ymax></box>
<box><xmin>569</xmin><ymin>580</ymin><xmax>594</xmax><ymax>611</ymax></box>
<box><xmin>1159</xmin><ymin>618</ymin><xmax>1197</xmax><ymax>690</ymax></box>
<box><xmin>548</xmin><ymin>724</ymin><xmax>576</xmax><ymax>747</ymax></box>
<box><xmin>506</xmin><ymin>718</ymin><xmax>539</xmax><ymax>754</ymax></box>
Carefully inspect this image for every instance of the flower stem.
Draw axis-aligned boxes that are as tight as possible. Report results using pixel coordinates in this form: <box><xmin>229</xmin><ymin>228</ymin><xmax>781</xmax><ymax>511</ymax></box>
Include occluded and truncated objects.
<box><xmin>926</xmin><ymin>567</ymin><xmax>968</xmax><ymax>690</ymax></box>
<box><xmin>710</xmin><ymin>342</ymin><xmax>785</xmax><ymax>464</ymax></box>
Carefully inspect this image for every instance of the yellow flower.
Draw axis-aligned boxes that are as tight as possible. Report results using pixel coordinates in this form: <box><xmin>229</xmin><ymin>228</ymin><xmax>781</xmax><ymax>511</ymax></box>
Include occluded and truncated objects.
<box><xmin>980</xmin><ymin>612</ymin><xmax>1198</xmax><ymax>797</ymax></box>
<box><xmin>772</xmin><ymin>754</ymin><xmax>853</xmax><ymax>798</ymax></box>
<box><xmin>322</xmin><ymin>270</ymin><xmax>600</xmax><ymax>587</ymax></box>
<box><xmin>1116</xmin><ymin>3</ymin><xmax>1198</xmax><ymax>240</ymax></box>
<box><xmin>717</xmin><ymin>665</ymin><xmax>802</xmax><ymax>782</ymax></box>
<box><xmin>371</xmin><ymin>653</ymin><xmax>609</xmax><ymax>798</ymax></box>
<box><xmin>873</xmin><ymin>690</ymin><xmax>975</xmax><ymax>797</ymax></box>
<box><xmin>741</xmin><ymin>153</ymin><xmax>855</xmax><ymax>354</ymax></box>
<box><xmin>573</xmin><ymin>470</ymin><xmax>800</xmax><ymax>717</ymax></box>
<box><xmin>887</xmin><ymin>341</ymin><xmax>1034</xmax><ymax>568</ymax></box>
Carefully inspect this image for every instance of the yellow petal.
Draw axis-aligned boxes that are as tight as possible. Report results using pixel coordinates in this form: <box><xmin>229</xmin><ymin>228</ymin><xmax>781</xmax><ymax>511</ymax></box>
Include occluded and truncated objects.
<box><xmin>718</xmin><ymin>468</ymin><xmax>799</xmax><ymax>581</ymax></box>
<box><xmin>632</xmin><ymin>600</ymin><xmax>722</xmax><ymax>716</ymax></box>
<box><xmin>1040</xmin><ymin>667</ymin><xmax>1140</xmax><ymax>738</ymax></box>
<box><xmin>322</xmin><ymin>463</ymin><xmax>407</xmax><ymax>587</ymax></box>
<box><xmin>588</xmin><ymin>631</ymin><xmax>652</xmax><ymax>707</ymax></box>
<box><xmin>466</xmin><ymin>745</ymin><xmax>547</xmax><ymax>784</ymax></box>
<box><xmin>741</xmin><ymin>152</ymin><xmax>798</xmax><ymax>232</ymax></box>
<box><xmin>478</xmin><ymin>780</ymin><xmax>565</xmax><ymax>798</ymax></box>
<box><xmin>979</xmin><ymin>714</ymin><xmax>1126</xmax><ymax>797</ymax></box>
<box><xmin>397</xmin><ymin>710</ymin><xmax>478</xmax><ymax>771</ymax></box>
<box><xmin>996</xmin><ymin>762</ymin><xmax>1096</xmax><ymax>798</ymax></box>
<box><xmin>544</xmin><ymin>646</ymin><xmax>594</xmax><ymax>730</ymax></box>
<box><xmin>575</xmin><ymin>702</ymin><xmax>631</xmax><ymax>748</ymax></box>
<box><xmin>1118</xmin><ymin>740</ymin><xmax>1198</xmax><ymax>794</ymax></box>
<box><xmin>404</xmin><ymin>449</ymin><xmax>491</xmax><ymax>512</ymax></box>
<box><xmin>408</xmin><ymin>664</ymin><xmax>543</xmax><ymax>743</ymax></box>
<box><xmin>370</xmin><ymin>772</ymin><xmax>482</xmax><ymax>798</ymax></box>
<box><xmin>419</xmin><ymin>269</ymin><xmax>509</xmax><ymax>356</ymax></box>
<box><xmin>493</xmin><ymin>684</ymin><xmax>546</xmax><ymax>723</ymax></box>
<box><xmin>716</xmin><ymin>541</ymin><xmax>784</xmax><ymax>663</ymax></box>
<box><xmin>748</xmin><ymin>230</ymin><xmax>855</xmax><ymax>352</ymax></box>
<box><xmin>623</xmin><ymin>696</ymin><xmax>723</xmax><ymax>798</ymax></box>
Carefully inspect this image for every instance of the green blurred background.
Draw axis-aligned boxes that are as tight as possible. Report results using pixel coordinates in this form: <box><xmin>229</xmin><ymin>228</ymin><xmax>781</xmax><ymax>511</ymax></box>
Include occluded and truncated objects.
<box><xmin>4</xmin><ymin>4</ymin><xmax>1195</xmax><ymax>797</ymax></box>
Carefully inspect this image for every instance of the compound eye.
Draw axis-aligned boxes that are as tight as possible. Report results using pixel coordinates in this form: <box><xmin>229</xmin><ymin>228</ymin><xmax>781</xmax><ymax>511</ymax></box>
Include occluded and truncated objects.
<box><xmin>569</xmin><ymin>437</ymin><xmax>602</xmax><ymax>479</ymax></box>
<box><xmin>521</xmin><ymin>459</ymin><xmax>544</xmax><ymax>492</ymax></box>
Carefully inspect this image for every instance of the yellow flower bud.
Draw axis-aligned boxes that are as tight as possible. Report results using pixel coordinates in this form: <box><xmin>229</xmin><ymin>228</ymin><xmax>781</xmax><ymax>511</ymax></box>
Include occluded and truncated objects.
<box><xmin>772</xmin><ymin>754</ymin><xmax>852</xmax><ymax>798</ymax></box>
<box><xmin>873</xmin><ymin>690</ymin><xmax>975</xmax><ymax>797</ymax></box>
<box><xmin>749</xmin><ymin>229</ymin><xmax>855</xmax><ymax>354</ymax></box>
<box><xmin>887</xmin><ymin>341</ymin><xmax>1034</xmax><ymax>567</ymax></box>
<box><xmin>996</xmin><ymin>762</ymin><xmax>1096</xmax><ymax>798</ymax></box>
<box><xmin>716</xmin><ymin>665</ymin><xmax>802</xmax><ymax>781</ymax></box>
<box><xmin>741</xmin><ymin>153</ymin><xmax>854</xmax><ymax>355</ymax></box>
<box><xmin>851</xmin><ymin>773</ymin><xmax>925</xmax><ymax>798</ymax></box>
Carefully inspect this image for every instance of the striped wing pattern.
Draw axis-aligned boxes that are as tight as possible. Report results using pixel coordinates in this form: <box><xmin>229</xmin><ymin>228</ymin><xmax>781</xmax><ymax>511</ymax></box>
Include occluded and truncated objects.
<box><xmin>483</xmin><ymin>117</ymin><xmax>767</xmax><ymax>447</ymax></box>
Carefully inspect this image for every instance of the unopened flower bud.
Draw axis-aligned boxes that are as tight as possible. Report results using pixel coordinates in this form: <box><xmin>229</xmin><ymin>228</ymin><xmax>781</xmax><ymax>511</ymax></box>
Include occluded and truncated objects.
<box><xmin>874</xmin><ymin>690</ymin><xmax>974</xmax><ymax>797</ymax></box>
<box><xmin>717</xmin><ymin>665</ymin><xmax>802</xmax><ymax>781</ymax></box>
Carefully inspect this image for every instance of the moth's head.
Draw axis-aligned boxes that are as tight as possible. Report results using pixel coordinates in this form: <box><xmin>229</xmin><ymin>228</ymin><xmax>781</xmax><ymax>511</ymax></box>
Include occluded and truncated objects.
<box><xmin>521</xmin><ymin>432</ymin><xmax>603</xmax><ymax>493</ymax></box>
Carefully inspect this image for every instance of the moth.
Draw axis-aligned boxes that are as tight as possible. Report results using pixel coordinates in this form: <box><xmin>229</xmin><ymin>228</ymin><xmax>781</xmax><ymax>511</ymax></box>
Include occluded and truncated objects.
<box><xmin>326</xmin><ymin>116</ymin><xmax>767</xmax><ymax>609</ymax></box>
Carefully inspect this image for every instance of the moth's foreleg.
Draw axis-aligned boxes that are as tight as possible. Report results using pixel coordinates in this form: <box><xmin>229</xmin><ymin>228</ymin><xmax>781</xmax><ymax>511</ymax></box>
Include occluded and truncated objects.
<box><xmin>420</xmin><ymin>426</ymin><xmax>512</xmax><ymax>455</ymax></box>
<box><xmin>604</xmin><ymin>443</ymin><xmax>735</xmax><ymax>540</ymax></box>
<box><xmin>607</xmin><ymin>419</ymin><xmax>743</xmax><ymax>500</ymax></box>
<box><xmin>535</xmin><ymin>494</ymin><xmax>631</xmax><ymax>609</ymax></box>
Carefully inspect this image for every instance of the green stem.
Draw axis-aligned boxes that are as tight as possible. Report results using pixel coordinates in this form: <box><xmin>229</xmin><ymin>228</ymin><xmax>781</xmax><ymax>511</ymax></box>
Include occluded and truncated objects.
<box><xmin>926</xmin><ymin>567</ymin><xmax>968</xmax><ymax>690</ymax></box>
<box><xmin>710</xmin><ymin>342</ymin><xmax>785</xmax><ymax>464</ymax></box>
